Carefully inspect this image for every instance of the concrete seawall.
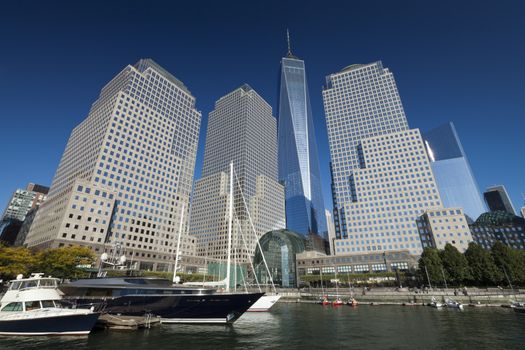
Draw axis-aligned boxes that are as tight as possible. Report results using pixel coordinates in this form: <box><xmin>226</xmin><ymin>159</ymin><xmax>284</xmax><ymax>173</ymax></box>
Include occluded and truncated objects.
<box><xmin>274</xmin><ymin>288</ymin><xmax>524</xmax><ymax>306</ymax></box>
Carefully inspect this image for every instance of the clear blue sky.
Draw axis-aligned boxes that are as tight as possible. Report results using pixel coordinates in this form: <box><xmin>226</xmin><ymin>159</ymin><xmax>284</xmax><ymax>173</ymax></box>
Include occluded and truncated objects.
<box><xmin>1</xmin><ymin>0</ymin><xmax>524</xmax><ymax>215</ymax></box>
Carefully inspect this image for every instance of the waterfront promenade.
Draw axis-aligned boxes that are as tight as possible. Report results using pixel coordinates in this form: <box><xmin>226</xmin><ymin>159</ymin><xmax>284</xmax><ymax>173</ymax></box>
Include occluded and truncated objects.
<box><xmin>276</xmin><ymin>287</ymin><xmax>524</xmax><ymax>306</ymax></box>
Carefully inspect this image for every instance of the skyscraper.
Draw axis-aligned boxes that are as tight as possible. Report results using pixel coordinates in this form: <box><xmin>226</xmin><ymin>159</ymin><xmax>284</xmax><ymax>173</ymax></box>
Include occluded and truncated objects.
<box><xmin>191</xmin><ymin>85</ymin><xmax>285</xmax><ymax>263</ymax></box>
<box><xmin>423</xmin><ymin>122</ymin><xmax>486</xmax><ymax>221</ymax></box>
<box><xmin>323</xmin><ymin>62</ymin><xmax>409</xmax><ymax>240</ymax></box>
<box><xmin>278</xmin><ymin>32</ymin><xmax>326</xmax><ymax>237</ymax></box>
<box><xmin>1</xmin><ymin>183</ymin><xmax>48</xmax><ymax>222</ymax></box>
<box><xmin>323</xmin><ymin>62</ymin><xmax>451</xmax><ymax>256</ymax></box>
<box><xmin>25</xmin><ymin>59</ymin><xmax>202</xmax><ymax>271</ymax></box>
<box><xmin>484</xmin><ymin>185</ymin><xmax>516</xmax><ymax>215</ymax></box>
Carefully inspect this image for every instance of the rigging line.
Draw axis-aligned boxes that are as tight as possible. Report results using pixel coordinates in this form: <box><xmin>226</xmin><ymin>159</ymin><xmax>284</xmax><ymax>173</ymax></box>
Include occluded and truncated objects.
<box><xmin>235</xmin><ymin>210</ymin><xmax>262</xmax><ymax>292</ymax></box>
<box><xmin>233</xmin><ymin>167</ymin><xmax>277</xmax><ymax>293</ymax></box>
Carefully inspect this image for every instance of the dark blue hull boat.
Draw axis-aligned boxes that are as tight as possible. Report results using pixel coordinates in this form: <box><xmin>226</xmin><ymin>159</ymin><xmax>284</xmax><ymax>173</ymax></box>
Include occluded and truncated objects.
<box><xmin>0</xmin><ymin>312</ymin><xmax>100</xmax><ymax>336</ymax></box>
<box><xmin>61</xmin><ymin>277</ymin><xmax>263</xmax><ymax>324</ymax></box>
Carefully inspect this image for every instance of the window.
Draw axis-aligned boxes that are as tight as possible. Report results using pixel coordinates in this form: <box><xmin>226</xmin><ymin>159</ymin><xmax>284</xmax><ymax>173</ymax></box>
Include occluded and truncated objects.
<box><xmin>1</xmin><ymin>302</ymin><xmax>23</xmax><ymax>312</ymax></box>
<box><xmin>41</xmin><ymin>300</ymin><xmax>56</xmax><ymax>308</ymax></box>
<box><xmin>25</xmin><ymin>301</ymin><xmax>40</xmax><ymax>311</ymax></box>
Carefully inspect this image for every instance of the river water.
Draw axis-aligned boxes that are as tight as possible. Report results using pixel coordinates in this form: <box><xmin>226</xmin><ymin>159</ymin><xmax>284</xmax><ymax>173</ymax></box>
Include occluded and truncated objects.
<box><xmin>1</xmin><ymin>303</ymin><xmax>524</xmax><ymax>349</ymax></box>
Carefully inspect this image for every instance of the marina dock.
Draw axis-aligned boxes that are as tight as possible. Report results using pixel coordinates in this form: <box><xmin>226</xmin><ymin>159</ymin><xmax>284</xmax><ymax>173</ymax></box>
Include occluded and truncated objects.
<box><xmin>96</xmin><ymin>314</ymin><xmax>160</xmax><ymax>330</ymax></box>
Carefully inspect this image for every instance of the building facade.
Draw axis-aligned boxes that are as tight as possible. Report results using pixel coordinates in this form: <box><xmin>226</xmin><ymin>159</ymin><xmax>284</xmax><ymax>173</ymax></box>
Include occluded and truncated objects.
<box><xmin>323</xmin><ymin>62</ymin><xmax>455</xmax><ymax>257</ymax></box>
<box><xmin>278</xmin><ymin>45</ymin><xmax>326</xmax><ymax>237</ymax></box>
<box><xmin>1</xmin><ymin>183</ymin><xmax>48</xmax><ymax>222</ymax></box>
<box><xmin>326</xmin><ymin>209</ymin><xmax>336</xmax><ymax>255</ymax></box>
<box><xmin>191</xmin><ymin>85</ymin><xmax>286</xmax><ymax>263</ymax></box>
<box><xmin>25</xmin><ymin>59</ymin><xmax>202</xmax><ymax>271</ymax></box>
<box><xmin>323</xmin><ymin>62</ymin><xmax>410</xmax><ymax>240</ymax></box>
<box><xmin>297</xmin><ymin>250</ymin><xmax>417</xmax><ymax>282</ymax></box>
<box><xmin>417</xmin><ymin>207</ymin><xmax>473</xmax><ymax>252</ymax></box>
<box><xmin>470</xmin><ymin>211</ymin><xmax>525</xmax><ymax>250</ymax></box>
<box><xmin>484</xmin><ymin>185</ymin><xmax>516</xmax><ymax>215</ymax></box>
<box><xmin>423</xmin><ymin>122</ymin><xmax>486</xmax><ymax>222</ymax></box>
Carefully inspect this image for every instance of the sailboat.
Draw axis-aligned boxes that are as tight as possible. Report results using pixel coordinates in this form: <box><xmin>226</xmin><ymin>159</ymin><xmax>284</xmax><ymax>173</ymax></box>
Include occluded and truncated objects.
<box><xmin>345</xmin><ymin>272</ymin><xmax>358</xmax><ymax>306</ymax></box>
<box><xmin>332</xmin><ymin>268</ymin><xmax>343</xmax><ymax>306</ymax></box>
<box><xmin>317</xmin><ymin>268</ymin><xmax>330</xmax><ymax>306</ymax></box>
<box><xmin>228</xmin><ymin>164</ymin><xmax>281</xmax><ymax>312</ymax></box>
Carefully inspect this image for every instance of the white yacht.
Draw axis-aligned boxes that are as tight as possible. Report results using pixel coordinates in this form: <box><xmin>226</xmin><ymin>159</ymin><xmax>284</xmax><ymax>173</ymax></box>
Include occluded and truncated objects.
<box><xmin>0</xmin><ymin>273</ymin><xmax>99</xmax><ymax>336</ymax></box>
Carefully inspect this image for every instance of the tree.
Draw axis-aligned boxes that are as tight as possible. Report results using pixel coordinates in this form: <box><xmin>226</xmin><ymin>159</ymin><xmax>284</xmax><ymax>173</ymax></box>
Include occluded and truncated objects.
<box><xmin>491</xmin><ymin>241</ymin><xmax>516</xmax><ymax>285</ymax></box>
<box><xmin>418</xmin><ymin>248</ymin><xmax>443</xmax><ymax>286</ymax></box>
<box><xmin>464</xmin><ymin>242</ymin><xmax>502</xmax><ymax>285</ymax></box>
<box><xmin>440</xmin><ymin>244</ymin><xmax>470</xmax><ymax>285</ymax></box>
<box><xmin>0</xmin><ymin>245</ymin><xmax>37</xmax><ymax>280</ymax></box>
<box><xmin>35</xmin><ymin>245</ymin><xmax>95</xmax><ymax>279</ymax></box>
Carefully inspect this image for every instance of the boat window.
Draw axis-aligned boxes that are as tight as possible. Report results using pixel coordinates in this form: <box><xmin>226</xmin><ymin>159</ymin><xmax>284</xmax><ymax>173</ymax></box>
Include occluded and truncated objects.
<box><xmin>41</xmin><ymin>300</ymin><xmax>56</xmax><ymax>308</ymax></box>
<box><xmin>25</xmin><ymin>301</ymin><xmax>41</xmax><ymax>311</ymax></box>
<box><xmin>9</xmin><ymin>281</ymin><xmax>22</xmax><ymax>291</ymax></box>
<box><xmin>39</xmin><ymin>279</ymin><xmax>57</xmax><ymax>288</ymax></box>
<box><xmin>21</xmin><ymin>280</ymin><xmax>38</xmax><ymax>289</ymax></box>
<box><xmin>1</xmin><ymin>302</ymin><xmax>23</xmax><ymax>312</ymax></box>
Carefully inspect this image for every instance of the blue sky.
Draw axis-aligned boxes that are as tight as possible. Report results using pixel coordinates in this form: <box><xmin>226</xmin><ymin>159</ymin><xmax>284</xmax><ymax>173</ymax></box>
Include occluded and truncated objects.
<box><xmin>0</xmin><ymin>0</ymin><xmax>524</xmax><ymax>215</ymax></box>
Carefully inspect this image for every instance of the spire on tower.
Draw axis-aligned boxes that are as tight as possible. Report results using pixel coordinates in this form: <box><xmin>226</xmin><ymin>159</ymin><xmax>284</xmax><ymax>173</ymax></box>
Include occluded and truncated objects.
<box><xmin>286</xmin><ymin>29</ymin><xmax>292</xmax><ymax>57</ymax></box>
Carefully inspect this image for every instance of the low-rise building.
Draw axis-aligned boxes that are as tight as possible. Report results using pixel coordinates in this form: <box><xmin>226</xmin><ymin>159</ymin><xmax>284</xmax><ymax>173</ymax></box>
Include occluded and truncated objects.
<box><xmin>296</xmin><ymin>250</ymin><xmax>418</xmax><ymax>281</ymax></box>
<box><xmin>470</xmin><ymin>211</ymin><xmax>525</xmax><ymax>250</ymax></box>
<box><xmin>417</xmin><ymin>207</ymin><xmax>473</xmax><ymax>252</ymax></box>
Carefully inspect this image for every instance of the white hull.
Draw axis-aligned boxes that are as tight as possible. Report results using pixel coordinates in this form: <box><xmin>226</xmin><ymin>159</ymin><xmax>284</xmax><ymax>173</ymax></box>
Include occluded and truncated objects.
<box><xmin>247</xmin><ymin>295</ymin><xmax>281</xmax><ymax>312</ymax></box>
<box><xmin>0</xmin><ymin>330</ymin><xmax>90</xmax><ymax>336</ymax></box>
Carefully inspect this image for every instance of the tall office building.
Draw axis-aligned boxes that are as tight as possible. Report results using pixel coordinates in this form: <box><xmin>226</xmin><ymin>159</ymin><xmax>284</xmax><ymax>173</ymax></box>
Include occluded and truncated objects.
<box><xmin>323</xmin><ymin>62</ymin><xmax>448</xmax><ymax>256</ymax></box>
<box><xmin>25</xmin><ymin>59</ymin><xmax>202</xmax><ymax>271</ymax></box>
<box><xmin>191</xmin><ymin>85</ymin><xmax>285</xmax><ymax>263</ymax></box>
<box><xmin>423</xmin><ymin>122</ymin><xmax>486</xmax><ymax>221</ymax></box>
<box><xmin>484</xmin><ymin>185</ymin><xmax>516</xmax><ymax>215</ymax></box>
<box><xmin>323</xmin><ymin>62</ymin><xmax>409</xmax><ymax>239</ymax></box>
<box><xmin>278</xmin><ymin>33</ymin><xmax>326</xmax><ymax>237</ymax></box>
<box><xmin>1</xmin><ymin>183</ymin><xmax>48</xmax><ymax>222</ymax></box>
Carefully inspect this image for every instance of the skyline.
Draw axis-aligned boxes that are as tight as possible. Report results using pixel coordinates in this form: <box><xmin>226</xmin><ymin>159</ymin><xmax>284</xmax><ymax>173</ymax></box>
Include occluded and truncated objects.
<box><xmin>1</xmin><ymin>0</ymin><xmax>525</xmax><ymax>216</ymax></box>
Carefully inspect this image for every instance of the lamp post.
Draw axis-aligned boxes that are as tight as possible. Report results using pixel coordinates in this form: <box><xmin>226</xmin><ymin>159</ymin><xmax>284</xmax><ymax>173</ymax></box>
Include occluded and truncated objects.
<box><xmin>97</xmin><ymin>242</ymin><xmax>127</xmax><ymax>277</ymax></box>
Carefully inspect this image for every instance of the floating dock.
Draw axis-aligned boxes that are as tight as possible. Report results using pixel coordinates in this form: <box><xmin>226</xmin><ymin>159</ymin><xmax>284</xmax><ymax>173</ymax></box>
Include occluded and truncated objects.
<box><xmin>96</xmin><ymin>314</ymin><xmax>160</xmax><ymax>330</ymax></box>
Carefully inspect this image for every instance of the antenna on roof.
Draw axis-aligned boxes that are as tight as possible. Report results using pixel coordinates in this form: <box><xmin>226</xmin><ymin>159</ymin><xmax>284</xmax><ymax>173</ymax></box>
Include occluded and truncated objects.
<box><xmin>286</xmin><ymin>29</ymin><xmax>292</xmax><ymax>57</ymax></box>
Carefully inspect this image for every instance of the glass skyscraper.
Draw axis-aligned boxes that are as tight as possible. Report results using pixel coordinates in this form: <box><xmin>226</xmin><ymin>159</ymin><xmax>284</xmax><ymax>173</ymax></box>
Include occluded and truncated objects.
<box><xmin>423</xmin><ymin>122</ymin><xmax>486</xmax><ymax>222</ymax></box>
<box><xmin>278</xmin><ymin>42</ymin><xmax>326</xmax><ymax>237</ymax></box>
<box><xmin>484</xmin><ymin>185</ymin><xmax>516</xmax><ymax>215</ymax></box>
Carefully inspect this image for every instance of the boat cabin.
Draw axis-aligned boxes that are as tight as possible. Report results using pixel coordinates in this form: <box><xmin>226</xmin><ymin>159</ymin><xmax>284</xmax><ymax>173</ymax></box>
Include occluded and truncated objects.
<box><xmin>0</xmin><ymin>274</ymin><xmax>63</xmax><ymax>312</ymax></box>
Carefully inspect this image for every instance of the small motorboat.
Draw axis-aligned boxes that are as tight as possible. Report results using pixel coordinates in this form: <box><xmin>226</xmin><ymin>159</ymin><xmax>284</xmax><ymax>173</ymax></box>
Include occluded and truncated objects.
<box><xmin>445</xmin><ymin>298</ymin><xmax>463</xmax><ymax>310</ymax></box>
<box><xmin>347</xmin><ymin>298</ymin><xmax>359</xmax><ymax>307</ymax></box>
<box><xmin>332</xmin><ymin>298</ymin><xmax>344</xmax><ymax>306</ymax></box>
<box><xmin>318</xmin><ymin>296</ymin><xmax>330</xmax><ymax>306</ymax></box>
<box><xmin>513</xmin><ymin>306</ymin><xmax>525</xmax><ymax>314</ymax></box>
<box><xmin>0</xmin><ymin>273</ymin><xmax>99</xmax><ymax>336</ymax></box>
<box><xmin>510</xmin><ymin>301</ymin><xmax>525</xmax><ymax>308</ymax></box>
<box><xmin>429</xmin><ymin>297</ymin><xmax>443</xmax><ymax>308</ymax></box>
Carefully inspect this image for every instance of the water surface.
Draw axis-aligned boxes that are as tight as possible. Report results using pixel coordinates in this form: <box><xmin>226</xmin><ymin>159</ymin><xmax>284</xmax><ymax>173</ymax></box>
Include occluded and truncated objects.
<box><xmin>1</xmin><ymin>304</ymin><xmax>523</xmax><ymax>349</ymax></box>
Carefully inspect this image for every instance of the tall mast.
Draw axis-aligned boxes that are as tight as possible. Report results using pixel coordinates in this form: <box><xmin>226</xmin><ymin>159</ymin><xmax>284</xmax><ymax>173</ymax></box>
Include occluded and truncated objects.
<box><xmin>173</xmin><ymin>203</ymin><xmax>185</xmax><ymax>284</ymax></box>
<box><xmin>225</xmin><ymin>161</ymin><xmax>234</xmax><ymax>293</ymax></box>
